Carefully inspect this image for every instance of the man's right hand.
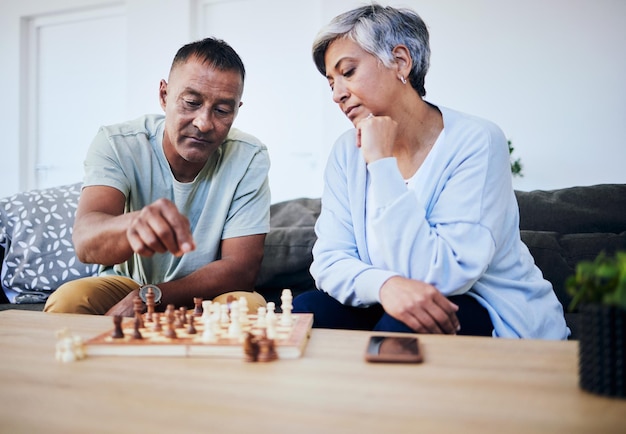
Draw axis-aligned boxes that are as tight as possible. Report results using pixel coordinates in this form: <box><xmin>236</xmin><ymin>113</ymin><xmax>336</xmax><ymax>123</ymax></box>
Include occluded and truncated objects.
<box><xmin>126</xmin><ymin>198</ymin><xmax>195</xmax><ymax>257</ymax></box>
<box><xmin>379</xmin><ymin>276</ymin><xmax>460</xmax><ymax>334</ymax></box>
<box><xmin>73</xmin><ymin>186</ymin><xmax>196</xmax><ymax>265</ymax></box>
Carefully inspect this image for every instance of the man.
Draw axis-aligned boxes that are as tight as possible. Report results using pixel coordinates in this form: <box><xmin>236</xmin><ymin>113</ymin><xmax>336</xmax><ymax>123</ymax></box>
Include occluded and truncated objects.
<box><xmin>44</xmin><ymin>37</ymin><xmax>270</xmax><ymax>317</ymax></box>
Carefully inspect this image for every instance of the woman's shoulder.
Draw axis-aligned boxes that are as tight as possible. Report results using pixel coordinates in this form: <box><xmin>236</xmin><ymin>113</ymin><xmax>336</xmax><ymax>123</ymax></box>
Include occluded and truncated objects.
<box><xmin>439</xmin><ymin>106</ymin><xmax>503</xmax><ymax>137</ymax></box>
<box><xmin>437</xmin><ymin>105</ymin><xmax>507</xmax><ymax>152</ymax></box>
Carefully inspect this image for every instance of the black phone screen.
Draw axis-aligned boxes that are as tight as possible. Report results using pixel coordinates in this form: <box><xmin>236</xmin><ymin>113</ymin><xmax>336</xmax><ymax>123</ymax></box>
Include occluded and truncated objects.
<box><xmin>365</xmin><ymin>335</ymin><xmax>423</xmax><ymax>363</ymax></box>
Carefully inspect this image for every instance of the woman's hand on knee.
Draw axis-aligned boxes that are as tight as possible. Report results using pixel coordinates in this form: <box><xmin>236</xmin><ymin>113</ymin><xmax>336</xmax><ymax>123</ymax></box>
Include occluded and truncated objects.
<box><xmin>379</xmin><ymin>276</ymin><xmax>460</xmax><ymax>334</ymax></box>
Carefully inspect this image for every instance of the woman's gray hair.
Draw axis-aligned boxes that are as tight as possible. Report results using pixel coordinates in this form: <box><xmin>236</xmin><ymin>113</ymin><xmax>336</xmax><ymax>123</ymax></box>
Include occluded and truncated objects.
<box><xmin>312</xmin><ymin>3</ymin><xmax>430</xmax><ymax>96</ymax></box>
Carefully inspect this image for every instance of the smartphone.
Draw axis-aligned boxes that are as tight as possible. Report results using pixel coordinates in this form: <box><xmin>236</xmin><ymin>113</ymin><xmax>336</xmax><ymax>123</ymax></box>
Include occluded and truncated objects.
<box><xmin>364</xmin><ymin>335</ymin><xmax>423</xmax><ymax>363</ymax></box>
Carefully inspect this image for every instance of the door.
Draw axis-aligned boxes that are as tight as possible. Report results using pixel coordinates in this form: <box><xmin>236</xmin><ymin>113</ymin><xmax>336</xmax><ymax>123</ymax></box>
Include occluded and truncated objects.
<box><xmin>24</xmin><ymin>6</ymin><xmax>127</xmax><ymax>189</ymax></box>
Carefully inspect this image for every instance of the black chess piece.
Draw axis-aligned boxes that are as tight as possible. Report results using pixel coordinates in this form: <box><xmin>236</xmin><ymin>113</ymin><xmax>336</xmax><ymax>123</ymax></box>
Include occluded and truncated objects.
<box><xmin>111</xmin><ymin>315</ymin><xmax>124</xmax><ymax>339</ymax></box>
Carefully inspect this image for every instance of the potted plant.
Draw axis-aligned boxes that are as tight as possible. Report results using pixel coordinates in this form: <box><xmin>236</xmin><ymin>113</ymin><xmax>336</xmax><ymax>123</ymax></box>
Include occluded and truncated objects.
<box><xmin>566</xmin><ymin>251</ymin><xmax>626</xmax><ymax>398</ymax></box>
<box><xmin>508</xmin><ymin>140</ymin><xmax>523</xmax><ymax>177</ymax></box>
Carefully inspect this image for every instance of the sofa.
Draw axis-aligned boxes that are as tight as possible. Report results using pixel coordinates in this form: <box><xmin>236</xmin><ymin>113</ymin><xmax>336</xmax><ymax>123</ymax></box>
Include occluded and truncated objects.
<box><xmin>2</xmin><ymin>182</ymin><xmax>625</xmax><ymax>339</ymax></box>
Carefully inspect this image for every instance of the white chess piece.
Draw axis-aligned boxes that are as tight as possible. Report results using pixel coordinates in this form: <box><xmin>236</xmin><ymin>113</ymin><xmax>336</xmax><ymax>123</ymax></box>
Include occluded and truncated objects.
<box><xmin>256</xmin><ymin>306</ymin><xmax>267</xmax><ymax>328</ymax></box>
<box><xmin>202</xmin><ymin>300</ymin><xmax>213</xmax><ymax>320</ymax></box>
<box><xmin>238</xmin><ymin>297</ymin><xmax>249</xmax><ymax>326</ymax></box>
<box><xmin>61</xmin><ymin>338</ymin><xmax>77</xmax><ymax>363</ymax></box>
<box><xmin>266</xmin><ymin>312</ymin><xmax>278</xmax><ymax>340</ymax></box>
<box><xmin>220</xmin><ymin>303</ymin><xmax>230</xmax><ymax>324</ymax></box>
<box><xmin>280</xmin><ymin>289</ymin><xmax>293</xmax><ymax>326</ymax></box>
<box><xmin>228</xmin><ymin>301</ymin><xmax>242</xmax><ymax>339</ymax></box>
<box><xmin>73</xmin><ymin>336</ymin><xmax>86</xmax><ymax>360</ymax></box>
<box><xmin>202</xmin><ymin>315</ymin><xmax>218</xmax><ymax>343</ymax></box>
<box><xmin>267</xmin><ymin>302</ymin><xmax>276</xmax><ymax>317</ymax></box>
<box><xmin>55</xmin><ymin>328</ymin><xmax>69</xmax><ymax>361</ymax></box>
<box><xmin>55</xmin><ymin>327</ymin><xmax>84</xmax><ymax>363</ymax></box>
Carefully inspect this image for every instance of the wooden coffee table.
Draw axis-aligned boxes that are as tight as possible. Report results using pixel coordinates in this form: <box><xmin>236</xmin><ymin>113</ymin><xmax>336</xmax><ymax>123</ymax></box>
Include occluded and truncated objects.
<box><xmin>0</xmin><ymin>310</ymin><xmax>623</xmax><ymax>433</ymax></box>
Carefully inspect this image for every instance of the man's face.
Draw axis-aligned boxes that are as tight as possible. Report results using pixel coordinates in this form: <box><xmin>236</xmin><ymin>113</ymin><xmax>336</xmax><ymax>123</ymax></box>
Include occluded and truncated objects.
<box><xmin>159</xmin><ymin>56</ymin><xmax>243</xmax><ymax>178</ymax></box>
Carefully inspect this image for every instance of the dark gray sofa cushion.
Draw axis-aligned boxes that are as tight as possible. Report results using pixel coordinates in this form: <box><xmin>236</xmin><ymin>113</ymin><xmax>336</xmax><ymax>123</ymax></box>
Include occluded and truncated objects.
<box><xmin>255</xmin><ymin>198</ymin><xmax>320</xmax><ymax>301</ymax></box>
<box><xmin>516</xmin><ymin>184</ymin><xmax>626</xmax><ymax>234</ymax></box>
<box><xmin>516</xmin><ymin>185</ymin><xmax>626</xmax><ymax>314</ymax></box>
<box><xmin>520</xmin><ymin>230</ymin><xmax>626</xmax><ymax>311</ymax></box>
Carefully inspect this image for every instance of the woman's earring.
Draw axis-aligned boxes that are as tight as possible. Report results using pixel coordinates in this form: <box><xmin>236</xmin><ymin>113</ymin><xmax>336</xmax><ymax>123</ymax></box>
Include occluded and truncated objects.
<box><xmin>399</xmin><ymin>75</ymin><xmax>407</xmax><ymax>85</ymax></box>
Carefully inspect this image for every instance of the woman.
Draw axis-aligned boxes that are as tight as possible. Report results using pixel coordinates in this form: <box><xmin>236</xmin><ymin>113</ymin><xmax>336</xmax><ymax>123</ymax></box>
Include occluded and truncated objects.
<box><xmin>293</xmin><ymin>4</ymin><xmax>569</xmax><ymax>339</ymax></box>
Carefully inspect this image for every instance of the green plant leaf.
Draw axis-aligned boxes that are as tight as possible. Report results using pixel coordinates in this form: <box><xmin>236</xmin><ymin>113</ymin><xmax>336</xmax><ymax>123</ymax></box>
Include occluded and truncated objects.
<box><xmin>508</xmin><ymin>140</ymin><xmax>523</xmax><ymax>177</ymax></box>
<box><xmin>567</xmin><ymin>251</ymin><xmax>626</xmax><ymax>311</ymax></box>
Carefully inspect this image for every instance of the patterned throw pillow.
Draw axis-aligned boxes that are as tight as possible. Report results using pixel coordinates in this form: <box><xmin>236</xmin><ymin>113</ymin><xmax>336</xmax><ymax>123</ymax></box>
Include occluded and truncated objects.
<box><xmin>0</xmin><ymin>183</ymin><xmax>98</xmax><ymax>303</ymax></box>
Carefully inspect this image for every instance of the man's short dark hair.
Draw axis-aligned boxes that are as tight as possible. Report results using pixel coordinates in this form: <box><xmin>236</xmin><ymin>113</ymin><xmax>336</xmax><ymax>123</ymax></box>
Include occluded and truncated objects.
<box><xmin>171</xmin><ymin>37</ymin><xmax>245</xmax><ymax>82</ymax></box>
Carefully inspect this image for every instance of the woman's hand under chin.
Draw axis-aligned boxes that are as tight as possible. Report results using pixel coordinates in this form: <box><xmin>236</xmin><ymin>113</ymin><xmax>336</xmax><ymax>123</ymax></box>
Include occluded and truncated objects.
<box><xmin>356</xmin><ymin>114</ymin><xmax>398</xmax><ymax>163</ymax></box>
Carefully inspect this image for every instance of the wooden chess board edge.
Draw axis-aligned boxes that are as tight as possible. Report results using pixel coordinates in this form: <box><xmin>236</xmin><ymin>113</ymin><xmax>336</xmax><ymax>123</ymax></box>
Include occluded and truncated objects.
<box><xmin>84</xmin><ymin>313</ymin><xmax>314</xmax><ymax>359</ymax></box>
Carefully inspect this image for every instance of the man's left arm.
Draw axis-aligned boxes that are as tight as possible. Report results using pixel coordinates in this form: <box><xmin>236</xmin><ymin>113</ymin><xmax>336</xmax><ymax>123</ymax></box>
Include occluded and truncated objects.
<box><xmin>158</xmin><ymin>233</ymin><xmax>265</xmax><ymax>304</ymax></box>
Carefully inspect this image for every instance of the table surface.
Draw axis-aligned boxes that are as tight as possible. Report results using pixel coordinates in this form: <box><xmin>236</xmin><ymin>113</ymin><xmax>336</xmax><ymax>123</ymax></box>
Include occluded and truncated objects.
<box><xmin>0</xmin><ymin>310</ymin><xmax>624</xmax><ymax>434</ymax></box>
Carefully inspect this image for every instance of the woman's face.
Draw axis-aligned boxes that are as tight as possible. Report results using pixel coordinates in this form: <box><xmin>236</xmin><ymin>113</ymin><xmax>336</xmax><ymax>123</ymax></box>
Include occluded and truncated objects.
<box><xmin>324</xmin><ymin>37</ymin><xmax>399</xmax><ymax>126</ymax></box>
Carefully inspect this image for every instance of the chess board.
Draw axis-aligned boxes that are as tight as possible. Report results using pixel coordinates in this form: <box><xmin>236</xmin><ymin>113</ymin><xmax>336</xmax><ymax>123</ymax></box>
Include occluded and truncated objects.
<box><xmin>84</xmin><ymin>312</ymin><xmax>314</xmax><ymax>359</ymax></box>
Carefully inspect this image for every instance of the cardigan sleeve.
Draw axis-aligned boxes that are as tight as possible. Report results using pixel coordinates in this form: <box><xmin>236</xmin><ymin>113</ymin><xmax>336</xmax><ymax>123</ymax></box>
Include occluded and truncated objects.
<box><xmin>310</xmin><ymin>135</ymin><xmax>399</xmax><ymax>306</ymax></box>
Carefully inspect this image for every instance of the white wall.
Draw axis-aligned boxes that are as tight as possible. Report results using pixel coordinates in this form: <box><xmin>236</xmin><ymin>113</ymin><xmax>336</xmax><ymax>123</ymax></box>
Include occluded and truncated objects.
<box><xmin>1</xmin><ymin>0</ymin><xmax>625</xmax><ymax>202</ymax></box>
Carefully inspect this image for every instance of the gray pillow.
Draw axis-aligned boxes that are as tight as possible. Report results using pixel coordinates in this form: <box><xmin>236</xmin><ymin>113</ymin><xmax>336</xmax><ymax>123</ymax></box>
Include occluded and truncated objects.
<box><xmin>0</xmin><ymin>183</ymin><xmax>98</xmax><ymax>303</ymax></box>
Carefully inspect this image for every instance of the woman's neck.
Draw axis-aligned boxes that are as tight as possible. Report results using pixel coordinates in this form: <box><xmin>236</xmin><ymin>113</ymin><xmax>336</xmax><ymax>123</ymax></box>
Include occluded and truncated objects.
<box><xmin>392</xmin><ymin>98</ymin><xmax>442</xmax><ymax>178</ymax></box>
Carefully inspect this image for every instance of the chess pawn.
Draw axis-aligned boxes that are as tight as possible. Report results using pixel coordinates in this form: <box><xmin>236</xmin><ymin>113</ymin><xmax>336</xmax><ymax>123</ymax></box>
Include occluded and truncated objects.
<box><xmin>266</xmin><ymin>302</ymin><xmax>277</xmax><ymax>325</ymax></box>
<box><xmin>201</xmin><ymin>300</ymin><xmax>213</xmax><ymax>320</ymax></box>
<box><xmin>220</xmin><ymin>304</ymin><xmax>230</xmax><ymax>324</ymax></box>
<box><xmin>164</xmin><ymin>314</ymin><xmax>177</xmax><ymax>339</ymax></box>
<box><xmin>55</xmin><ymin>328</ymin><xmax>71</xmax><ymax>362</ymax></box>
<box><xmin>111</xmin><ymin>315</ymin><xmax>125</xmax><ymax>339</ymax></box>
<box><xmin>174</xmin><ymin>311</ymin><xmax>184</xmax><ymax>329</ymax></box>
<box><xmin>73</xmin><ymin>336</ymin><xmax>86</xmax><ymax>360</ymax></box>
<box><xmin>228</xmin><ymin>301</ymin><xmax>242</xmax><ymax>339</ymax></box>
<box><xmin>202</xmin><ymin>315</ymin><xmax>218</xmax><ymax>343</ymax></box>
<box><xmin>132</xmin><ymin>316</ymin><xmax>143</xmax><ymax>339</ymax></box>
<box><xmin>256</xmin><ymin>306</ymin><xmax>267</xmax><ymax>328</ymax></box>
<box><xmin>133</xmin><ymin>296</ymin><xmax>145</xmax><ymax>329</ymax></box>
<box><xmin>60</xmin><ymin>338</ymin><xmax>77</xmax><ymax>363</ymax></box>
<box><xmin>193</xmin><ymin>297</ymin><xmax>204</xmax><ymax>317</ymax></box>
<box><xmin>266</xmin><ymin>302</ymin><xmax>276</xmax><ymax>317</ymax></box>
<box><xmin>238</xmin><ymin>297</ymin><xmax>249</xmax><ymax>326</ymax></box>
<box><xmin>152</xmin><ymin>312</ymin><xmax>163</xmax><ymax>332</ymax></box>
<box><xmin>179</xmin><ymin>307</ymin><xmax>188</xmax><ymax>325</ymax></box>
<box><xmin>266</xmin><ymin>312</ymin><xmax>278</xmax><ymax>340</ymax></box>
<box><xmin>187</xmin><ymin>315</ymin><xmax>197</xmax><ymax>335</ymax></box>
